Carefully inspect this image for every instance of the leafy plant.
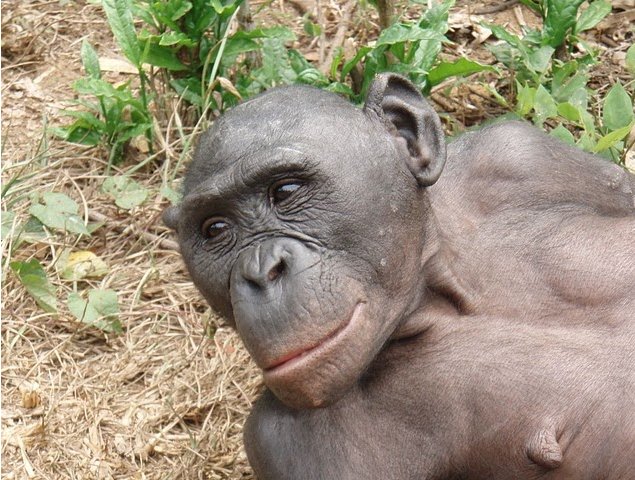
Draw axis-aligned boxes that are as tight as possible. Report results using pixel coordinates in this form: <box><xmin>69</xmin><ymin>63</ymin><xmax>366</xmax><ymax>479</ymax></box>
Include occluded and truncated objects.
<box><xmin>53</xmin><ymin>39</ymin><xmax>152</xmax><ymax>168</ymax></box>
<box><xmin>68</xmin><ymin>289</ymin><xmax>122</xmax><ymax>334</ymax></box>
<box><xmin>485</xmin><ymin>0</ymin><xmax>634</xmax><ymax>163</ymax></box>
<box><xmin>10</xmin><ymin>259</ymin><xmax>58</xmax><ymax>313</ymax></box>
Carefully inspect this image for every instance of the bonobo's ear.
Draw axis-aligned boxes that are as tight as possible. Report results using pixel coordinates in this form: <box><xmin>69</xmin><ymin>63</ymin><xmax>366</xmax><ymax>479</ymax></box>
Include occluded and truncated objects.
<box><xmin>364</xmin><ymin>73</ymin><xmax>446</xmax><ymax>187</ymax></box>
<box><xmin>162</xmin><ymin>205</ymin><xmax>180</xmax><ymax>231</ymax></box>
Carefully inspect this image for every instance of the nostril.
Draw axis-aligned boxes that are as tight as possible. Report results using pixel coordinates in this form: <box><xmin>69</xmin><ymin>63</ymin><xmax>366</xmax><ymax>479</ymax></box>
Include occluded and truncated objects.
<box><xmin>267</xmin><ymin>260</ymin><xmax>286</xmax><ymax>282</ymax></box>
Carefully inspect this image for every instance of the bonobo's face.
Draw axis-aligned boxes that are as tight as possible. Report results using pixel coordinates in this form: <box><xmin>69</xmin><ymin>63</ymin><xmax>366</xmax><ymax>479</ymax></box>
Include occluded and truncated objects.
<box><xmin>166</xmin><ymin>75</ymin><xmax>445</xmax><ymax>409</ymax></box>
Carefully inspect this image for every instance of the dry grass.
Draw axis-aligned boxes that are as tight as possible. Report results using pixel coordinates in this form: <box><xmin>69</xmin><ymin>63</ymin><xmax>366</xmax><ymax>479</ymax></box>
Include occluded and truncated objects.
<box><xmin>2</xmin><ymin>0</ymin><xmax>632</xmax><ymax>478</ymax></box>
<box><xmin>1</xmin><ymin>1</ymin><xmax>262</xmax><ymax>477</ymax></box>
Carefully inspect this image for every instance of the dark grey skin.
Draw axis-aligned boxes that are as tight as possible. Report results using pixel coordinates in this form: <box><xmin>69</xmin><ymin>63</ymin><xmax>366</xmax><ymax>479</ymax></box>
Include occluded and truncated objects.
<box><xmin>164</xmin><ymin>73</ymin><xmax>635</xmax><ymax>479</ymax></box>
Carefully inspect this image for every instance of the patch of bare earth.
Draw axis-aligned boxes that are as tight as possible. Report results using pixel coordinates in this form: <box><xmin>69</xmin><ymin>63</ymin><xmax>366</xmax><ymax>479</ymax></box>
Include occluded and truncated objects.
<box><xmin>1</xmin><ymin>1</ymin><xmax>633</xmax><ymax>479</ymax></box>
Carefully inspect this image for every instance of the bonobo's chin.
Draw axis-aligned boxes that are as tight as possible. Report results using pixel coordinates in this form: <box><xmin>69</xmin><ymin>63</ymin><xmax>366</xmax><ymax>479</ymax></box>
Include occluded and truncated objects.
<box><xmin>261</xmin><ymin>302</ymin><xmax>375</xmax><ymax>409</ymax></box>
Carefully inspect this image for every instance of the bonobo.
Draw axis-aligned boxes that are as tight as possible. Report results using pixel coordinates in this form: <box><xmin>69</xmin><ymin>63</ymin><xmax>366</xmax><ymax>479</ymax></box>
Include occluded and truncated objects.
<box><xmin>164</xmin><ymin>73</ymin><xmax>635</xmax><ymax>479</ymax></box>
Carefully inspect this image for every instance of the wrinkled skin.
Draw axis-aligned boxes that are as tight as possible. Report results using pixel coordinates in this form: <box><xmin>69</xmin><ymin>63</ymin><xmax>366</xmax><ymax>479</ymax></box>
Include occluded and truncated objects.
<box><xmin>164</xmin><ymin>74</ymin><xmax>635</xmax><ymax>479</ymax></box>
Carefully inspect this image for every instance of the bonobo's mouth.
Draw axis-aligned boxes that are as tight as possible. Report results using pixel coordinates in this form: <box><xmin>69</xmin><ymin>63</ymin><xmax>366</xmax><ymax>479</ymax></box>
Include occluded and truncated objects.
<box><xmin>263</xmin><ymin>301</ymin><xmax>366</xmax><ymax>374</ymax></box>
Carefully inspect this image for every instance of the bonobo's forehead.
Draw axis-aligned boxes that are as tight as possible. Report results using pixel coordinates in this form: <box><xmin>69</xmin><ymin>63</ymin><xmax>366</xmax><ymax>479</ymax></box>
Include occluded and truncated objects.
<box><xmin>184</xmin><ymin>86</ymin><xmax>385</xmax><ymax>195</ymax></box>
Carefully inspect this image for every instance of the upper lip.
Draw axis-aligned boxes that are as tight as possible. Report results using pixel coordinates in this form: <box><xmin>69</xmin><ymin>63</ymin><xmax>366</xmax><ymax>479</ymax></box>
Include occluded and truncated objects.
<box><xmin>263</xmin><ymin>301</ymin><xmax>365</xmax><ymax>372</ymax></box>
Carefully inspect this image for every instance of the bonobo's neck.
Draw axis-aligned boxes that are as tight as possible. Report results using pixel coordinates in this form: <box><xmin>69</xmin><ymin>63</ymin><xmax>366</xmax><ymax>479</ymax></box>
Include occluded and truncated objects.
<box><xmin>392</xmin><ymin>200</ymin><xmax>469</xmax><ymax>340</ymax></box>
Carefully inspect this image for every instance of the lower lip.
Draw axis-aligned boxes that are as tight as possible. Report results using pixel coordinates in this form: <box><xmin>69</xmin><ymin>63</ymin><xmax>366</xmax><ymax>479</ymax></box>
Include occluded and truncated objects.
<box><xmin>264</xmin><ymin>302</ymin><xmax>365</xmax><ymax>373</ymax></box>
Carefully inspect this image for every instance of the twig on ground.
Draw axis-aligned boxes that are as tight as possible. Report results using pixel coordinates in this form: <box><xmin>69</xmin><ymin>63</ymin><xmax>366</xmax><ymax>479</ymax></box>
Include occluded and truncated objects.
<box><xmin>473</xmin><ymin>0</ymin><xmax>520</xmax><ymax>15</ymax></box>
<box><xmin>88</xmin><ymin>211</ymin><xmax>180</xmax><ymax>251</ymax></box>
<box><xmin>320</xmin><ymin>1</ymin><xmax>357</xmax><ymax>74</ymax></box>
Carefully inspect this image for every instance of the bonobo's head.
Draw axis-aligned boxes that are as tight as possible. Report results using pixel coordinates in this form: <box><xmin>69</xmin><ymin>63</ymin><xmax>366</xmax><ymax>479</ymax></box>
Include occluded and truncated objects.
<box><xmin>164</xmin><ymin>73</ymin><xmax>446</xmax><ymax>409</ymax></box>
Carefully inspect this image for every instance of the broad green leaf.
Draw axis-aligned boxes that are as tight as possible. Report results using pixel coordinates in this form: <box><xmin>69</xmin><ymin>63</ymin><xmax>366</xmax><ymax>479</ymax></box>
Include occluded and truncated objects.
<box><xmin>60</xmin><ymin>109</ymin><xmax>107</xmax><ymax>130</ymax></box>
<box><xmin>533</xmin><ymin>85</ymin><xmax>558</xmax><ymax>125</ymax></box>
<box><xmin>232</xmin><ymin>27</ymin><xmax>296</xmax><ymax>42</ymax></box>
<box><xmin>304</xmin><ymin>20</ymin><xmax>322</xmax><ymax>37</ymax></box>
<box><xmin>29</xmin><ymin>192</ymin><xmax>90</xmax><ymax>235</ymax></box>
<box><xmin>526</xmin><ymin>46</ymin><xmax>555</xmax><ymax>73</ymax></box>
<box><xmin>543</xmin><ymin>0</ymin><xmax>585</xmax><ymax>48</ymax></box>
<box><xmin>411</xmin><ymin>37</ymin><xmax>443</xmax><ymax>73</ymax></box>
<box><xmin>141</xmin><ymin>43</ymin><xmax>187</xmax><ymax>71</ymax></box>
<box><xmin>58</xmin><ymin>249</ymin><xmax>109</xmax><ymax>281</ymax></box>
<box><xmin>593</xmin><ymin>122</ymin><xmax>634</xmax><ymax>153</ymax></box>
<box><xmin>160</xmin><ymin>185</ymin><xmax>181</xmax><ymax>205</ymax></box>
<box><xmin>102</xmin><ymin>176</ymin><xmax>149</xmax><ymax>210</ymax></box>
<box><xmin>551</xmin><ymin>69</ymin><xmax>588</xmax><ymax>103</ymax></box>
<box><xmin>18</xmin><ymin>217</ymin><xmax>48</xmax><ymax>244</ymax></box>
<box><xmin>158</xmin><ymin>31</ymin><xmax>194</xmax><ymax>47</ymax></box>
<box><xmin>222</xmin><ymin>38</ymin><xmax>261</xmax><ymax>59</ymax></box>
<box><xmin>603</xmin><ymin>83</ymin><xmax>634</xmax><ymax>131</ymax></box>
<box><xmin>376</xmin><ymin>24</ymin><xmax>443</xmax><ymax>47</ymax></box>
<box><xmin>574</xmin><ymin>0</ymin><xmax>612</xmax><ymax>34</ymax></box>
<box><xmin>578</xmin><ymin>108</ymin><xmax>597</xmax><ymax>133</ymax></box>
<box><xmin>81</xmin><ymin>40</ymin><xmax>101</xmax><ymax>79</ymax></box>
<box><xmin>428</xmin><ymin>58</ymin><xmax>496</xmax><ymax>87</ymax></box>
<box><xmin>170</xmin><ymin>78</ymin><xmax>204</xmax><ymax>107</ymax></box>
<box><xmin>10</xmin><ymin>259</ymin><xmax>57</xmax><ymax>313</ymax></box>
<box><xmin>557</xmin><ymin>102</ymin><xmax>580</xmax><ymax>122</ymax></box>
<box><xmin>484</xmin><ymin>23</ymin><xmax>524</xmax><ymax>49</ymax></box>
<box><xmin>419</xmin><ymin>0</ymin><xmax>454</xmax><ymax>34</ymax></box>
<box><xmin>52</xmin><ymin>125</ymin><xmax>102</xmax><ymax>146</ymax></box>
<box><xmin>626</xmin><ymin>44</ymin><xmax>635</xmax><ymax>76</ymax></box>
<box><xmin>73</xmin><ymin>77</ymin><xmax>131</xmax><ymax>101</ymax></box>
<box><xmin>577</xmin><ymin>132</ymin><xmax>596</xmax><ymax>152</ymax></box>
<box><xmin>550</xmin><ymin>125</ymin><xmax>575</xmax><ymax>145</ymax></box>
<box><xmin>341</xmin><ymin>46</ymin><xmax>372</xmax><ymax>80</ymax></box>
<box><xmin>516</xmin><ymin>83</ymin><xmax>536</xmax><ymax>117</ymax></box>
<box><xmin>68</xmin><ymin>289</ymin><xmax>122</xmax><ymax>333</ymax></box>
<box><xmin>102</xmin><ymin>0</ymin><xmax>142</xmax><ymax>67</ymax></box>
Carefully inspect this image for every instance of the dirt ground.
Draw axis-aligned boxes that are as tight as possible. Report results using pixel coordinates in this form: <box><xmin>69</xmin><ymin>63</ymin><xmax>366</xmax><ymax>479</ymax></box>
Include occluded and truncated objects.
<box><xmin>1</xmin><ymin>1</ymin><xmax>633</xmax><ymax>479</ymax></box>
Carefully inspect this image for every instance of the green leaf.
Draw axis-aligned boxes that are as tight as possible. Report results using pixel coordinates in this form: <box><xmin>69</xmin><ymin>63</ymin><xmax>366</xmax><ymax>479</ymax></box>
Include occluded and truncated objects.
<box><xmin>626</xmin><ymin>44</ymin><xmax>635</xmax><ymax>76</ymax></box>
<box><xmin>232</xmin><ymin>26</ymin><xmax>296</xmax><ymax>42</ymax></box>
<box><xmin>160</xmin><ymin>185</ymin><xmax>181</xmax><ymax>205</ymax></box>
<box><xmin>428</xmin><ymin>58</ymin><xmax>496</xmax><ymax>87</ymax></box>
<box><xmin>52</xmin><ymin>125</ymin><xmax>102</xmax><ymax>146</ymax></box>
<box><xmin>170</xmin><ymin>78</ymin><xmax>204</xmax><ymax>107</ymax></box>
<box><xmin>516</xmin><ymin>83</ymin><xmax>536</xmax><ymax>116</ymax></box>
<box><xmin>81</xmin><ymin>40</ymin><xmax>101</xmax><ymax>79</ymax></box>
<box><xmin>11</xmin><ymin>259</ymin><xmax>57</xmax><ymax>313</ymax></box>
<box><xmin>574</xmin><ymin>0</ymin><xmax>612</xmax><ymax>34</ymax></box>
<box><xmin>376</xmin><ymin>24</ymin><xmax>443</xmax><ymax>47</ymax></box>
<box><xmin>304</xmin><ymin>19</ymin><xmax>322</xmax><ymax>37</ymax></box>
<box><xmin>577</xmin><ymin>132</ymin><xmax>596</xmax><ymax>152</ymax></box>
<box><xmin>533</xmin><ymin>84</ymin><xmax>558</xmax><ymax>125</ymax></box>
<box><xmin>102</xmin><ymin>176</ymin><xmax>149</xmax><ymax>210</ymax></box>
<box><xmin>593</xmin><ymin>122</ymin><xmax>634</xmax><ymax>153</ymax></box>
<box><xmin>550</xmin><ymin>125</ymin><xmax>576</xmax><ymax>145</ymax></box>
<box><xmin>543</xmin><ymin>0</ymin><xmax>585</xmax><ymax>48</ymax></box>
<box><xmin>341</xmin><ymin>46</ymin><xmax>372</xmax><ymax>80</ymax></box>
<box><xmin>29</xmin><ymin>192</ymin><xmax>90</xmax><ymax>235</ymax></box>
<box><xmin>557</xmin><ymin>102</ymin><xmax>581</xmax><ymax>122</ymax></box>
<box><xmin>158</xmin><ymin>31</ymin><xmax>193</xmax><ymax>47</ymax></box>
<box><xmin>526</xmin><ymin>46</ymin><xmax>555</xmax><ymax>73</ymax></box>
<box><xmin>603</xmin><ymin>82</ymin><xmax>635</xmax><ymax>131</ymax></box>
<box><xmin>102</xmin><ymin>0</ymin><xmax>142</xmax><ymax>68</ymax></box>
<box><xmin>140</xmin><ymin>42</ymin><xmax>187</xmax><ymax>71</ymax></box>
<box><xmin>68</xmin><ymin>289</ymin><xmax>122</xmax><ymax>333</ymax></box>
<box><xmin>484</xmin><ymin>23</ymin><xmax>524</xmax><ymax>49</ymax></box>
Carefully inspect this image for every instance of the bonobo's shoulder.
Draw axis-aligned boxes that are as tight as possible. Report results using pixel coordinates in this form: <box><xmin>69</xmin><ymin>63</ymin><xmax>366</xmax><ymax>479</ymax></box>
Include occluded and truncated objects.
<box><xmin>442</xmin><ymin>121</ymin><xmax>635</xmax><ymax>215</ymax></box>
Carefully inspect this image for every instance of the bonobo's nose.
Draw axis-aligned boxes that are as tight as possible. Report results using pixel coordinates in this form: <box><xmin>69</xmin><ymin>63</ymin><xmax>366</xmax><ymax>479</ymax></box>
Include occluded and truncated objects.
<box><xmin>235</xmin><ymin>239</ymin><xmax>293</xmax><ymax>291</ymax></box>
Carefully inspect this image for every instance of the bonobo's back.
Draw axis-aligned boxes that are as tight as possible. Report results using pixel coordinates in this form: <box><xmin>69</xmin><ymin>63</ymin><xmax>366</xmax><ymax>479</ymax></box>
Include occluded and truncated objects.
<box><xmin>426</xmin><ymin>121</ymin><xmax>635</xmax><ymax>323</ymax></box>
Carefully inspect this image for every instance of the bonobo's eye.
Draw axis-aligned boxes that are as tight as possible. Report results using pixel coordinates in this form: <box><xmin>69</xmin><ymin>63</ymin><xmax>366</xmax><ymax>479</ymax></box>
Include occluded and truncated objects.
<box><xmin>270</xmin><ymin>180</ymin><xmax>303</xmax><ymax>205</ymax></box>
<box><xmin>201</xmin><ymin>217</ymin><xmax>230</xmax><ymax>240</ymax></box>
